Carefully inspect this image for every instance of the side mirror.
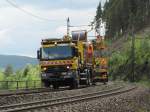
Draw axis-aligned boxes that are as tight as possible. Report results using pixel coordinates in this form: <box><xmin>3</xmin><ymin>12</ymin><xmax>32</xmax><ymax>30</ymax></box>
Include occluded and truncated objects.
<box><xmin>37</xmin><ymin>49</ymin><xmax>41</xmax><ymax>59</ymax></box>
<box><xmin>75</xmin><ymin>48</ymin><xmax>79</xmax><ymax>57</ymax></box>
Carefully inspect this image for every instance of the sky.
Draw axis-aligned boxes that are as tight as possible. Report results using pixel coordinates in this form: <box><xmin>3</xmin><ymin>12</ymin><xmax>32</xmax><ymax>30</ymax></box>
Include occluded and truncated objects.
<box><xmin>0</xmin><ymin>0</ymin><xmax>106</xmax><ymax>57</ymax></box>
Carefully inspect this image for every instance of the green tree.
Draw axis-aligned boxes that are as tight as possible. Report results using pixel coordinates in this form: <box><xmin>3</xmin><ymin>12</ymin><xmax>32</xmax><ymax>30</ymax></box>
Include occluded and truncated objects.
<box><xmin>23</xmin><ymin>65</ymin><xmax>30</xmax><ymax>77</ymax></box>
<box><xmin>95</xmin><ymin>2</ymin><xmax>102</xmax><ymax>32</ymax></box>
<box><xmin>97</xmin><ymin>0</ymin><xmax>150</xmax><ymax>38</ymax></box>
<box><xmin>4</xmin><ymin>65</ymin><xmax>13</xmax><ymax>76</ymax></box>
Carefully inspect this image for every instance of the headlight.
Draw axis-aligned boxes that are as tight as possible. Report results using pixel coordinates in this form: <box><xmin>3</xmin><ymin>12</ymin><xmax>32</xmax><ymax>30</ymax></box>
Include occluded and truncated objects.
<box><xmin>42</xmin><ymin>67</ymin><xmax>47</xmax><ymax>71</ymax></box>
<box><xmin>67</xmin><ymin>66</ymin><xmax>70</xmax><ymax>69</ymax></box>
<box><xmin>43</xmin><ymin>67</ymin><xmax>47</xmax><ymax>70</ymax></box>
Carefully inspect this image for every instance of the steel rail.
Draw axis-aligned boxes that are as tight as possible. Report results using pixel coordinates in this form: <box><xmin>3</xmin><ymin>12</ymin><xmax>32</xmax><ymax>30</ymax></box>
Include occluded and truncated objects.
<box><xmin>0</xmin><ymin>86</ymin><xmax>79</xmax><ymax>97</ymax></box>
<box><xmin>0</xmin><ymin>86</ymin><xmax>127</xmax><ymax>112</ymax></box>
<box><xmin>0</xmin><ymin>88</ymin><xmax>53</xmax><ymax>97</ymax></box>
<box><xmin>0</xmin><ymin>83</ymin><xmax>111</xmax><ymax>97</ymax></box>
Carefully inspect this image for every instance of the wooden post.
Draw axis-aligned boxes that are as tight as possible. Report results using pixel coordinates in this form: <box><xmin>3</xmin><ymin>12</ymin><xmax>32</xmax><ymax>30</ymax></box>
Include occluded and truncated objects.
<box><xmin>26</xmin><ymin>81</ymin><xmax>28</xmax><ymax>89</ymax></box>
<box><xmin>6</xmin><ymin>81</ymin><xmax>8</xmax><ymax>89</ymax></box>
<box><xmin>16</xmin><ymin>81</ymin><xmax>19</xmax><ymax>89</ymax></box>
<box><xmin>34</xmin><ymin>80</ymin><xmax>36</xmax><ymax>88</ymax></box>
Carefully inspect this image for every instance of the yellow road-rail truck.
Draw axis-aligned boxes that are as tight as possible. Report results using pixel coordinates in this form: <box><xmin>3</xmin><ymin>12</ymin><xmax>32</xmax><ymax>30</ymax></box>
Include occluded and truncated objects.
<box><xmin>37</xmin><ymin>30</ymin><xmax>92</xmax><ymax>89</ymax></box>
<box><xmin>92</xmin><ymin>36</ymin><xmax>108</xmax><ymax>84</ymax></box>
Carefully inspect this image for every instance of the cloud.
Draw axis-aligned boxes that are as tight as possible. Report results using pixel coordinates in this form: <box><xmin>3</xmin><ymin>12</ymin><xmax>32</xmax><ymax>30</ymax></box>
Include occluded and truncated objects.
<box><xmin>0</xmin><ymin>0</ymin><xmax>99</xmax><ymax>57</ymax></box>
<box><xmin>0</xmin><ymin>29</ymin><xmax>14</xmax><ymax>47</ymax></box>
<box><xmin>13</xmin><ymin>0</ymin><xmax>106</xmax><ymax>10</ymax></box>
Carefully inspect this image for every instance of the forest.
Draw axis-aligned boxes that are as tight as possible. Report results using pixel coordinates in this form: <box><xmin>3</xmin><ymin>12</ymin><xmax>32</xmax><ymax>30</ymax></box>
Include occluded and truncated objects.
<box><xmin>95</xmin><ymin>0</ymin><xmax>150</xmax><ymax>85</ymax></box>
<box><xmin>95</xmin><ymin>0</ymin><xmax>150</xmax><ymax>38</ymax></box>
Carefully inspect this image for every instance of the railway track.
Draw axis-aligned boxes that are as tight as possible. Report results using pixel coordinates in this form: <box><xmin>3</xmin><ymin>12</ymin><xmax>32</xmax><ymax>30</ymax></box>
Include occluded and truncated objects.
<box><xmin>0</xmin><ymin>86</ymin><xmax>85</xmax><ymax>97</ymax></box>
<box><xmin>0</xmin><ymin>85</ymin><xmax>92</xmax><ymax>97</ymax></box>
<box><xmin>0</xmin><ymin>83</ymin><xmax>109</xmax><ymax>97</ymax></box>
<box><xmin>0</xmin><ymin>88</ymin><xmax>54</xmax><ymax>97</ymax></box>
<box><xmin>0</xmin><ymin>85</ymin><xmax>137</xmax><ymax>112</ymax></box>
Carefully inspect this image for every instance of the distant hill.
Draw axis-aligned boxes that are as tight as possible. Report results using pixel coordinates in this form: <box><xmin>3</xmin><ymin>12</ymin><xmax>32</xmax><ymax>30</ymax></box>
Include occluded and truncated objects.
<box><xmin>0</xmin><ymin>55</ymin><xmax>38</xmax><ymax>70</ymax></box>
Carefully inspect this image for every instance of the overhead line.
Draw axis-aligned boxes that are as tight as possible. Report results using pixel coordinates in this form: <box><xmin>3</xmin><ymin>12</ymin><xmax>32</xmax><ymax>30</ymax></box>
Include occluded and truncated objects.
<box><xmin>6</xmin><ymin>0</ymin><xmax>99</xmax><ymax>31</ymax></box>
<box><xmin>69</xmin><ymin>25</ymin><xmax>91</xmax><ymax>27</ymax></box>
<box><xmin>5</xmin><ymin>0</ymin><xmax>62</xmax><ymax>22</ymax></box>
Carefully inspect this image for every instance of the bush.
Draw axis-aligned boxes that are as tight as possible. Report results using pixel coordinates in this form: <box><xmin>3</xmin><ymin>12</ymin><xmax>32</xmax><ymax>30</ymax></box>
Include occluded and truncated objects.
<box><xmin>110</xmin><ymin>36</ymin><xmax>150</xmax><ymax>82</ymax></box>
<box><xmin>0</xmin><ymin>64</ymin><xmax>41</xmax><ymax>89</ymax></box>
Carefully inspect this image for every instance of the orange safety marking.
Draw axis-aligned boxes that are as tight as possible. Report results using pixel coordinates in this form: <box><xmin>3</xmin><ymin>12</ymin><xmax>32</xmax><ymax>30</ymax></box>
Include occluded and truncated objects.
<box><xmin>40</xmin><ymin>60</ymin><xmax>73</xmax><ymax>66</ymax></box>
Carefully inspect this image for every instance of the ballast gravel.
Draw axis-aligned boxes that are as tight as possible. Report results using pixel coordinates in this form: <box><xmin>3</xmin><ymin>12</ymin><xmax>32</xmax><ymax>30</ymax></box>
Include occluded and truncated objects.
<box><xmin>0</xmin><ymin>82</ymin><xmax>149</xmax><ymax>112</ymax></box>
<box><xmin>47</xmin><ymin>86</ymin><xmax>150</xmax><ymax>112</ymax></box>
<box><xmin>0</xmin><ymin>82</ymin><xmax>121</xmax><ymax>106</ymax></box>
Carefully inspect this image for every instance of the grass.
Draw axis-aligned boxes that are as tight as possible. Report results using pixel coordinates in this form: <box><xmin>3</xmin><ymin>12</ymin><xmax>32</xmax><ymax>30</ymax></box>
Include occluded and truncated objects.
<box><xmin>137</xmin><ymin>80</ymin><xmax>150</xmax><ymax>88</ymax></box>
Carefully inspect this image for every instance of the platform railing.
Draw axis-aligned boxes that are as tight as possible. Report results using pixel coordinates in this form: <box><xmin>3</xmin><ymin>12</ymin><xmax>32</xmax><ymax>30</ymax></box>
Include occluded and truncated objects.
<box><xmin>0</xmin><ymin>80</ymin><xmax>42</xmax><ymax>90</ymax></box>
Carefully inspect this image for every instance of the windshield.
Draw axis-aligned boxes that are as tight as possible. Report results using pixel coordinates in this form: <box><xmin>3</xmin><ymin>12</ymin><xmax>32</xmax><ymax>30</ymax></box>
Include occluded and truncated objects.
<box><xmin>41</xmin><ymin>46</ymin><xmax>74</xmax><ymax>60</ymax></box>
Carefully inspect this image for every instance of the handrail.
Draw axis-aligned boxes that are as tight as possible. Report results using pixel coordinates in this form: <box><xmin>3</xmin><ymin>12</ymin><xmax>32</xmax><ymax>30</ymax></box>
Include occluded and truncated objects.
<box><xmin>0</xmin><ymin>80</ymin><xmax>42</xmax><ymax>90</ymax></box>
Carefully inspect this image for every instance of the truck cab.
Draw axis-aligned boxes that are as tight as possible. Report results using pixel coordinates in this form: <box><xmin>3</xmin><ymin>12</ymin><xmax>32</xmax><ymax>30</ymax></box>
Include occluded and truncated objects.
<box><xmin>37</xmin><ymin>31</ymin><xmax>92</xmax><ymax>89</ymax></box>
<box><xmin>37</xmin><ymin>39</ymin><xmax>80</xmax><ymax>89</ymax></box>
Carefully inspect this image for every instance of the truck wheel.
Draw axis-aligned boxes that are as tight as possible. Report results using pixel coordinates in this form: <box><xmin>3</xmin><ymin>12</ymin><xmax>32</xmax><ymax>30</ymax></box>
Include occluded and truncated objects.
<box><xmin>87</xmin><ymin>78</ymin><xmax>92</xmax><ymax>86</ymax></box>
<box><xmin>70</xmin><ymin>80</ymin><xmax>78</xmax><ymax>89</ymax></box>
<box><xmin>92</xmin><ymin>82</ymin><xmax>96</xmax><ymax>86</ymax></box>
<box><xmin>43</xmin><ymin>81</ymin><xmax>50</xmax><ymax>88</ymax></box>
<box><xmin>87</xmin><ymin>71</ymin><xmax>92</xmax><ymax>86</ymax></box>
<box><xmin>103</xmin><ymin>82</ymin><xmax>107</xmax><ymax>85</ymax></box>
<box><xmin>53</xmin><ymin>84</ymin><xmax>59</xmax><ymax>89</ymax></box>
<box><xmin>75</xmin><ymin>80</ymin><xmax>79</xmax><ymax>89</ymax></box>
<box><xmin>85</xmin><ymin>79</ymin><xmax>89</xmax><ymax>86</ymax></box>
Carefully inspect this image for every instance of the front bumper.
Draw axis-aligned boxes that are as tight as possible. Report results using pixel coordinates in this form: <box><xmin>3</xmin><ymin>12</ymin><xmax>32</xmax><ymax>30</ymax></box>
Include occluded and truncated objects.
<box><xmin>41</xmin><ymin>72</ymin><xmax>75</xmax><ymax>86</ymax></box>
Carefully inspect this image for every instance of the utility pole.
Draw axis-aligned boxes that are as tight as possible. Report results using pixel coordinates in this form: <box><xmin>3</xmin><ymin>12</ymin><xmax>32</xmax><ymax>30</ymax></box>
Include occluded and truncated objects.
<box><xmin>67</xmin><ymin>17</ymin><xmax>70</xmax><ymax>36</ymax></box>
<box><xmin>129</xmin><ymin>2</ymin><xmax>136</xmax><ymax>82</ymax></box>
<box><xmin>131</xmin><ymin>25</ymin><xmax>135</xmax><ymax>82</ymax></box>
